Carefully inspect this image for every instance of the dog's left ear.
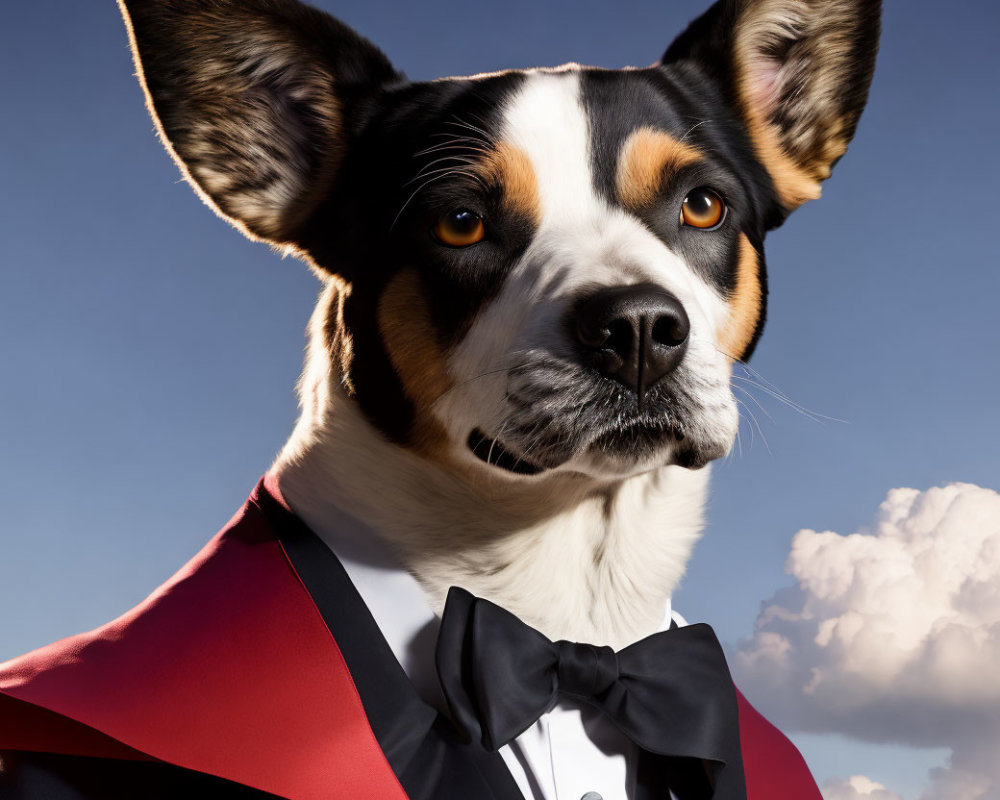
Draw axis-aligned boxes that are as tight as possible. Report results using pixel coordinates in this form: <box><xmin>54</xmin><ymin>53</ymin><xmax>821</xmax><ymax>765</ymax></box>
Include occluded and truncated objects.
<box><xmin>118</xmin><ymin>0</ymin><xmax>402</xmax><ymax>247</ymax></box>
<box><xmin>663</xmin><ymin>0</ymin><xmax>881</xmax><ymax>217</ymax></box>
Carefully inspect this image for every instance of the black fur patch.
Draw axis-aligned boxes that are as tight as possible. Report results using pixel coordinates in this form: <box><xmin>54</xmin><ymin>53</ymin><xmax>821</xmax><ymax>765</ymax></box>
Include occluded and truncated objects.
<box><xmin>582</xmin><ymin>67</ymin><xmax>775</xmax><ymax>300</ymax></box>
<box><xmin>300</xmin><ymin>73</ymin><xmax>533</xmax><ymax>444</ymax></box>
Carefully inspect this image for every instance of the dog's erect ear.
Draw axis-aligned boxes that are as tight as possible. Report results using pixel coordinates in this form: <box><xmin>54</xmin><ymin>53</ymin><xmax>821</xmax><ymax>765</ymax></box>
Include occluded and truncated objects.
<box><xmin>118</xmin><ymin>0</ymin><xmax>401</xmax><ymax>246</ymax></box>
<box><xmin>663</xmin><ymin>0</ymin><xmax>880</xmax><ymax>214</ymax></box>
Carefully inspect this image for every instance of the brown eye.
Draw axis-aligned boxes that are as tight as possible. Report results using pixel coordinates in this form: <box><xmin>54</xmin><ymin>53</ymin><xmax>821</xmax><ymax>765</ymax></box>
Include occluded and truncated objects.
<box><xmin>433</xmin><ymin>209</ymin><xmax>485</xmax><ymax>247</ymax></box>
<box><xmin>680</xmin><ymin>188</ymin><xmax>726</xmax><ymax>229</ymax></box>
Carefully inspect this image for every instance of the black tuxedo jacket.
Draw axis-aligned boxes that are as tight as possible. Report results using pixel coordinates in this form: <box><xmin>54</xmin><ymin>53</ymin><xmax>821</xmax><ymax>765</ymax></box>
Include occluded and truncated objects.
<box><xmin>0</xmin><ymin>480</ymin><xmax>820</xmax><ymax>799</ymax></box>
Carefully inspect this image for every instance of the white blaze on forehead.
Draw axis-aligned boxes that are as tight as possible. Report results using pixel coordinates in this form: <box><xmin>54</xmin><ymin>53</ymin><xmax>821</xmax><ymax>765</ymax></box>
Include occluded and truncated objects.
<box><xmin>501</xmin><ymin>72</ymin><xmax>599</xmax><ymax>226</ymax></box>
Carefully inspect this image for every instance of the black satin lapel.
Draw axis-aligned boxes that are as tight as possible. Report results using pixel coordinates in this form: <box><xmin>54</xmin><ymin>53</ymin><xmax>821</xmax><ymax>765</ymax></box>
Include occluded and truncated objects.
<box><xmin>707</xmin><ymin>746</ymin><xmax>748</xmax><ymax>800</ymax></box>
<box><xmin>253</xmin><ymin>487</ymin><xmax>525</xmax><ymax>800</ymax></box>
<box><xmin>633</xmin><ymin>745</ymin><xmax>747</xmax><ymax>800</ymax></box>
<box><xmin>635</xmin><ymin>753</ymin><xmax>710</xmax><ymax>800</ymax></box>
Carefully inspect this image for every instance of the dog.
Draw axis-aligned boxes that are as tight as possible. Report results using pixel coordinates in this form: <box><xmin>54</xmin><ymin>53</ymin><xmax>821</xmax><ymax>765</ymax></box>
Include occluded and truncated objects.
<box><xmin>0</xmin><ymin>0</ymin><xmax>880</xmax><ymax>797</ymax></box>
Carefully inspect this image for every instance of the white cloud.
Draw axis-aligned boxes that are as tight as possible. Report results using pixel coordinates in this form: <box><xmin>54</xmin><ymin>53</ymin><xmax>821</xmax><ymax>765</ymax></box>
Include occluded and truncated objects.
<box><xmin>823</xmin><ymin>775</ymin><xmax>904</xmax><ymax>800</ymax></box>
<box><xmin>734</xmin><ymin>483</ymin><xmax>1000</xmax><ymax>798</ymax></box>
<box><xmin>920</xmin><ymin>766</ymin><xmax>997</xmax><ymax>800</ymax></box>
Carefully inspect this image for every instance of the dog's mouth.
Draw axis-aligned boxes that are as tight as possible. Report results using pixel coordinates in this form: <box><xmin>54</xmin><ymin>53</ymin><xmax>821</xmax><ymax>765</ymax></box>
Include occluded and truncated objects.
<box><xmin>591</xmin><ymin>419</ymin><xmax>683</xmax><ymax>455</ymax></box>
<box><xmin>468</xmin><ymin>419</ymin><xmax>697</xmax><ymax>476</ymax></box>
<box><xmin>590</xmin><ymin>420</ymin><xmax>706</xmax><ymax>469</ymax></box>
<box><xmin>467</xmin><ymin>429</ymin><xmax>545</xmax><ymax>476</ymax></box>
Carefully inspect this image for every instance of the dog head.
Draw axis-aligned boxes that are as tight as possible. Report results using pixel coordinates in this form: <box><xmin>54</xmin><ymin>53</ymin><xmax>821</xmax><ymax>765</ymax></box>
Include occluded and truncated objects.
<box><xmin>121</xmin><ymin>0</ymin><xmax>879</xmax><ymax>484</ymax></box>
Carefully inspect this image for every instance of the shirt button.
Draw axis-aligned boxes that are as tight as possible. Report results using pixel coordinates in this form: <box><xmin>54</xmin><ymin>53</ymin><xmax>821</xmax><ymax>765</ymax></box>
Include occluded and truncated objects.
<box><xmin>580</xmin><ymin>794</ymin><xmax>603</xmax><ymax>800</ymax></box>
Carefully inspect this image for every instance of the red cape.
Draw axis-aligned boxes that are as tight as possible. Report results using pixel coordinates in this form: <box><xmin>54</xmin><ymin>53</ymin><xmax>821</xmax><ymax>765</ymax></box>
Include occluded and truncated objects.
<box><xmin>0</xmin><ymin>480</ymin><xmax>819</xmax><ymax>799</ymax></box>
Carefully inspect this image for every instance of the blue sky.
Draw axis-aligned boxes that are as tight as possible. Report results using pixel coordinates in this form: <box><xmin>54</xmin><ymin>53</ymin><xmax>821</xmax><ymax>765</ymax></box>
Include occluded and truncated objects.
<box><xmin>1</xmin><ymin>1</ymin><xmax>998</xmax><ymax>796</ymax></box>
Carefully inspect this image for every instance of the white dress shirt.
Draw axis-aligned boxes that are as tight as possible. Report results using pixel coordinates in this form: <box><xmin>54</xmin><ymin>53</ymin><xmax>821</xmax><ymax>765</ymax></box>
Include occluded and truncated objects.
<box><xmin>324</xmin><ymin>522</ymin><xmax>684</xmax><ymax>800</ymax></box>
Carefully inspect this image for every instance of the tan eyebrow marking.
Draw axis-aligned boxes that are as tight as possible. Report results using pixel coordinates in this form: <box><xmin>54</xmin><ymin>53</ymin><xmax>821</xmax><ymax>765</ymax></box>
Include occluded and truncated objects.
<box><xmin>475</xmin><ymin>141</ymin><xmax>541</xmax><ymax>226</ymax></box>
<box><xmin>616</xmin><ymin>127</ymin><xmax>702</xmax><ymax>210</ymax></box>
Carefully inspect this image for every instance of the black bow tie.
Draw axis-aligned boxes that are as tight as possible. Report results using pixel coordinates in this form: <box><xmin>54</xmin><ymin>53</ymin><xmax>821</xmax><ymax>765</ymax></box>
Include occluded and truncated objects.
<box><xmin>435</xmin><ymin>587</ymin><xmax>747</xmax><ymax>799</ymax></box>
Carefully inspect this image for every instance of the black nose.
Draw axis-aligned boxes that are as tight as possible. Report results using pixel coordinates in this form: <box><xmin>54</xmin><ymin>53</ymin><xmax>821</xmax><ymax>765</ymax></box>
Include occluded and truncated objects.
<box><xmin>574</xmin><ymin>283</ymin><xmax>690</xmax><ymax>401</ymax></box>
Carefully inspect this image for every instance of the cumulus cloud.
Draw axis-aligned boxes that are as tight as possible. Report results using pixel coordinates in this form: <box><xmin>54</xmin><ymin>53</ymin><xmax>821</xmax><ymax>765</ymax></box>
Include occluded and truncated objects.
<box><xmin>823</xmin><ymin>775</ymin><xmax>905</xmax><ymax>800</ymax></box>
<box><xmin>734</xmin><ymin>483</ymin><xmax>1000</xmax><ymax>799</ymax></box>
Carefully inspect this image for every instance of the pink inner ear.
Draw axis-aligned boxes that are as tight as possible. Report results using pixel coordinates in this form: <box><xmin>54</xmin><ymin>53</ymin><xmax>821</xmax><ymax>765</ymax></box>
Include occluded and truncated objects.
<box><xmin>744</xmin><ymin>56</ymin><xmax>783</xmax><ymax>116</ymax></box>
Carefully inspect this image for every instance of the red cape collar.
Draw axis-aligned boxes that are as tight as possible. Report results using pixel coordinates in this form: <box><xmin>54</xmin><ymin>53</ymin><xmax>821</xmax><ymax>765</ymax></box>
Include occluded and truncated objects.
<box><xmin>0</xmin><ymin>479</ymin><xmax>406</xmax><ymax>800</ymax></box>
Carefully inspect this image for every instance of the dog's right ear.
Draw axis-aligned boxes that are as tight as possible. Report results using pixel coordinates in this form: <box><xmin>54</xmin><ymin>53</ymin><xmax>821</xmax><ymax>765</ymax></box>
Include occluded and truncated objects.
<box><xmin>118</xmin><ymin>0</ymin><xmax>401</xmax><ymax>247</ymax></box>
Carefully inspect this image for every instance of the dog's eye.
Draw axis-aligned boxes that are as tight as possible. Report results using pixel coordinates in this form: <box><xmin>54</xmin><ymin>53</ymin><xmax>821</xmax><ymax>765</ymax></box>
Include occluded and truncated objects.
<box><xmin>433</xmin><ymin>209</ymin><xmax>485</xmax><ymax>247</ymax></box>
<box><xmin>680</xmin><ymin>188</ymin><xmax>726</xmax><ymax>229</ymax></box>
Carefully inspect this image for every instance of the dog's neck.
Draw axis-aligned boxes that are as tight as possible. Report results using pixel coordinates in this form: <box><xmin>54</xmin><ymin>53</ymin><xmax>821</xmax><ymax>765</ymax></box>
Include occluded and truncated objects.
<box><xmin>271</xmin><ymin>288</ymin><xmax>709</xmax><ymax>649</ymax></box>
